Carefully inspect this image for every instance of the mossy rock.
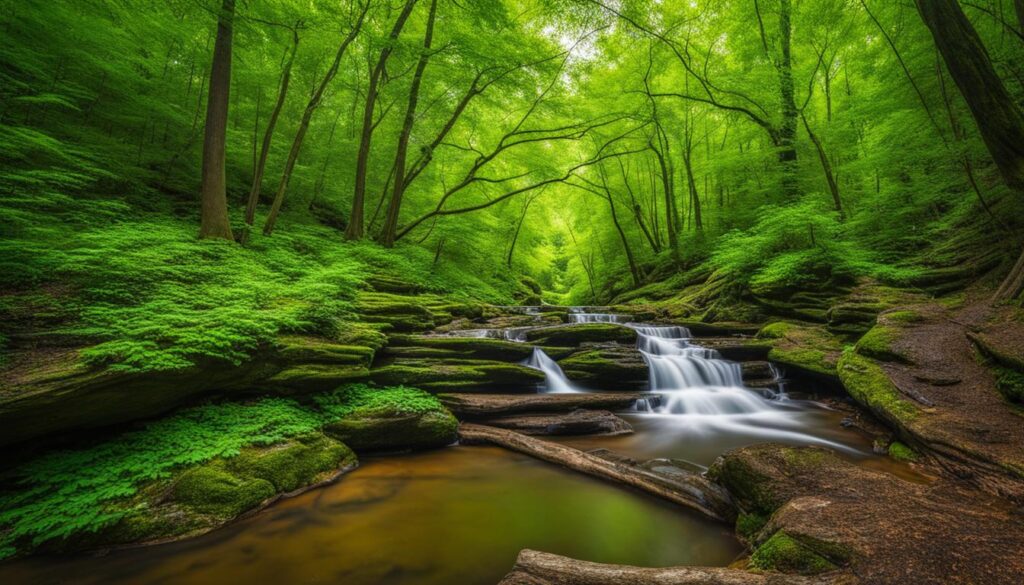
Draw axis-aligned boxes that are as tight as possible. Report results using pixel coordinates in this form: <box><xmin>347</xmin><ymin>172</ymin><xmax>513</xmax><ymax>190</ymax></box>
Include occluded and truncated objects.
<box><xmin>264</xmin><ymin>364</ymin><xmax>370</xmax><ymax>393</ymax></box>
<box><xmin>324</xmin><ymin>410</ymin><xmax>457</xmax><ymax>452</ymax></box>
<box><xmin>887</xmin><ymin>441</ymin><xmax>919</xmax><ymax>462</ymax></box>
<box><xmin>275</xmin><ymin>335</ymin><xmax>375</xmax><ymax>367</ymax></box>
<box><xmin>558</xmin><ymin>346</ymin><xmax>648</xmax><ymax>386</ymax></box>
<box><xmin>523</xmin><ymin>323</ymin><xmax>637</xmax><ymax>346</ymax></box>
<box><xmin>171</xmin><ymin>465</ymin><xmax>276</xmax><ymax>518</ymax></box>
<box><xmin>855</xmin><ymin>325</ymin><xmax>911</xmax><ymax>364</ymax></box>
<box><xmin>369</xmin><ymin>359</ymin><xmax>544</xmax><ymax>390</ymax></box>
<box><xmin>750</xmin><ymin>531</ymin><xmax>837</xmax><ymax>575</ymax></box>
<box><xmin>838</xmin><ymin>350</ymin><xmax>919</xmax><ymax>428</ymax></box>
<box><xmin>226</xmin><ymin>434</ymin><xmax>356</xmax><ymax>492</ymax></box>
<box><xmin>995</xmin><ymin>367</ymin><xmax>1024</xmax><ymax>404</ymax></box>
<box><xmin>384</xmin><ymin>335</ymin><xmax>537</xmax><ymax>361</ymax></box>
<box><xmin>758</xmin><ymin>321</ymin><xmax>842</xmax><ymax>378</ymax></box>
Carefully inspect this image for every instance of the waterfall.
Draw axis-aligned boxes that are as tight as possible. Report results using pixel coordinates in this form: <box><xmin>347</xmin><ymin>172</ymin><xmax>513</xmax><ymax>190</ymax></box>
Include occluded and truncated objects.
<box><xmin>568</xmin><ymin>313</ymin><xmax>628</xmax><ymax>324</ymax></box>
<box><xmin>524</xmin><ymin>347</ymin><xmax>578</xmax><ymax>393</ymax></box>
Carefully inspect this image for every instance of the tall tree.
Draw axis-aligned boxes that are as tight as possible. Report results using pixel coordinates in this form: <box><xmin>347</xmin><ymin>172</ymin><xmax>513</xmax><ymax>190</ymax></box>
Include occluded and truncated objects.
<box><xmin>198</xmin><ymin>0</ymin><xmax>235</xmax><ymax>241</ymax></box>
<box><xmin>262</xmin><ymin>1</ymin><xmax>369</xmax><ymax>236</ymax></box>
<box><xmin>915</xmin><ymin>0</ymin><xmax>1024</xmax><ymax>301</ymax></box>
<box><xmin>379</xmin><ymin>0</ymin><xmax>438</xmax><ymax>247</ymax></box>
<box><xmin>345</xmin><ymin>0</ymin><xmax>419</xmax><ymax>240</ymax></box>
<box><xmin>244</xmin><ymin>22</ymin><xmax>300</xmax><ymax>229</ymax></box>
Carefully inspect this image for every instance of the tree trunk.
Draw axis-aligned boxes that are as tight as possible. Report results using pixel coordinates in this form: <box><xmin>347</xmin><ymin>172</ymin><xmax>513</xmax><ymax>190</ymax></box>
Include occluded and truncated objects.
<box><xmin>380</xmin><ymin>0</ymin><xmax>437</xmax><ymax>247</ymax></box>
<box><xmin>198</xmin><ymin>0</ymin><xmax>235</xmax><ymax>241</ymax></box>
<box><xmin>262</xmin><ymin>2</ymin><xmax>368</xmax><ymax>236</ymax></box>
<box><xmin>651</xmin><ymin>142</ymin><xmax>678</xmax><ymax>254</ymax></box>
<box><xmin>345</xmin><ymin>0</ymin><xmax>419</xmax><ymax>241</ymax></box>
<box><xmin>778</xmin><ymin>0</ymin><xmax>799</xmax><ymax>198</ymax></box>
<box><xmin>506</xmin><ymin>195</ymin><xmax>535</xmax><ymax>268</ymax></box>
<box><xmin>245</xmin><ymin>27</ymin><xmax>299</xmax><ymax>227</ymax></box>
<box><xmin>915</xmin><ymin>0</ymin><xmax>1024</xmax><ymax>301</ymax></box>
<box><xmin>600</xmin><ymin>166</ymin><xmax>642</xmax><ymax>287</ymax></box>
<box><xmin>800</xmin><ymin>112</ymin><xmax>844</xmax><ymax>218</ymax></box>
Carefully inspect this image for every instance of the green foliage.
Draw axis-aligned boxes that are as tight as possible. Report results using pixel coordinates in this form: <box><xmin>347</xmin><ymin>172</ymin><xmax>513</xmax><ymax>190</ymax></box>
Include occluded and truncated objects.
<box><xmin>887</xmin><ymin>441</ymin><xmax>919</xmax><ymax>462</ymax></box>
<box><xmin>0</xmin><ymin>384</ymin><xmax>441</xmax><ymax>558</ymax></box>
<box><xmin>995</xmin><ymin>368</ymin><xmax>1024</xmax><ymax>404</ymax></box>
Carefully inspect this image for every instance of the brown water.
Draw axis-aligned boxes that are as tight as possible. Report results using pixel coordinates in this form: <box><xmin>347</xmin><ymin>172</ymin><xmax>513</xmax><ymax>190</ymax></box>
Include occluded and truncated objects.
<box><xmin>0</xmin><ymin>445</ymin><xmax>742</xmax><ymax>585</ymax></box>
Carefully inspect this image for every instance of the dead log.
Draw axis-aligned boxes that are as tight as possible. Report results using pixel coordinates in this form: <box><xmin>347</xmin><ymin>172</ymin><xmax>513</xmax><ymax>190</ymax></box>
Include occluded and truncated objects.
<box><xmin>483</xmin><ymin>410</ymin><xmax>633</xmax><ymax>436</ymax></box>
<box><xmin>458</xmin><ymin>423</ymin><xmax>733</xmax><ymax>521</ymax></box>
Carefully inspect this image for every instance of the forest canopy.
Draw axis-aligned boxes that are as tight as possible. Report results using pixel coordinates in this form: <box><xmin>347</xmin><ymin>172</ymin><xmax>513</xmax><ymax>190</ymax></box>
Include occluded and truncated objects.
<box><xmin>2</xmin><ymin>0</ymin><xmax>1024</xmax><ymax>312</ymax></box>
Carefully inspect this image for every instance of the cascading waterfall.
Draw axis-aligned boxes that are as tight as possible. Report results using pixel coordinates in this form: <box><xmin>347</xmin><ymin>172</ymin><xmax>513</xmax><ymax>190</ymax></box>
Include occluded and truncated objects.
<box><xmin>629</xmin><ymin>322</ymin><xmax>857</xmax><ymax>453</ymax></box>
<box><xmin>524</xmin><ymin>347</ymin><xmax>579</xmax><ymax>393</ymax></box>
<box><xmin>569</xmin><ymin>312</ymin><xmax>628</xmax><ymax>324</ymax></box>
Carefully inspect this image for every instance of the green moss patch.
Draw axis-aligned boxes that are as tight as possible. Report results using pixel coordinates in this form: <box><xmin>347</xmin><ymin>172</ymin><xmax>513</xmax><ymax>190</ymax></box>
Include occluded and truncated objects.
<box><xmin>0</xmin><ymin>383</ymin><xmax>452</xmax><ymax>559</ymax></box>
<box><xmin>838</xmin><ymin>350</ymin><xmax>919</xmax><ymax>427</ymax></box>
<box><xmin>523</xmin><ymin>323</ymin><xmax>637</xmax><ymax>346</ymax></box>
<box><xmin>887</xmin><ymin>441</ymin><xmax>919</xmax><ymax>462</ymax></box>
<box><xmin>759</xmin><ymin>322</ymin><xmax>843</xmax><ymax>377</ymax></box>
<box><xmin>750</xmin><ymin>531</ymin><xmax>837</xmax><ymax>575</ymax></box>
<box><xmin>855</xmin><ymin>325</ymin><xmax>910</xmax><ymax>363</ymax></box>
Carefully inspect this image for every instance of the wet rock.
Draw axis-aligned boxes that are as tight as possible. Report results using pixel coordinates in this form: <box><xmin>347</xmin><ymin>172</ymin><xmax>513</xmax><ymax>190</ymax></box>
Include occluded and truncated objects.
<box><xmin>709</xmin><ymin>443</ymin><xmax>1024</xmax><ymax>583</ymax></box>
<box><xmin>482</xmin><ymin>410</ymin><xmax>632</xmax><ymax>436</ymax></box>
<box><xmin>438</xmin><ymin>392</ymin><xmax>657</xmax><ymax>417</ymax></box>
<box><xmin>523</xmin><ymin>323</ymin><xmax>637</xmax><ymax>346</ymax></box>
<box><xmin>324</xmin><ymin>409</ymin><xmax>458</xmax><ymax>452</ymax></box>
<box><xmin>369</xmin><ymin>359</ymin><xmax>544</xmax><ymax>391</ymax></box>
<box><xmin>757</xmin><ymin>322</ymin><xmax>843</xmax><ymax>380</ymax></box>
<box><xmin>557</xmin><ymin>343</ymin><xmax>648</xmax><ymax>387</ymax></box>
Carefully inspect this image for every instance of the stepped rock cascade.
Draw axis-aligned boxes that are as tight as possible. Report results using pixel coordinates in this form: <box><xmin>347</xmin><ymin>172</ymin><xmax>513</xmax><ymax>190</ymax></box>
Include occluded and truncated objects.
<box><xmin>568</xmin><ymin>312</ymin><xmax>629</xmax><ymax>324</ymax></box>
<box><xmin>628</xmin><ymin>322</ymin><xmax>857</xmax><ymax>453</ymax></box>
<box><xmin>455</xmin><ymin>328</ymin><xmax>530</xmax><ymax>342</ymax></box>
<box><xmin>524</xmin><ymin>347</ymin><xmax>579</xmax><ymax>393</ymax></box>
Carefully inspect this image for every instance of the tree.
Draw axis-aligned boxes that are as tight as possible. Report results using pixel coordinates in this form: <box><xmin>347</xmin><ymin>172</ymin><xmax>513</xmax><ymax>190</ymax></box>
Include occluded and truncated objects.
<box><xmin>198</xmin><ymin>0</ymin><xmax>236</xmax><ymax>241</ymax></box>
<box><xmin>244</xmin><ymin>22</ymin><xmax>300</xmax><ymax>229</ymax></box>
<box><xmin>915</xmin><ymin>0</ymin><xmax>1024</xmax><ymax>301</ymax></box>
<box><xmin>379</xmin><ymin>0</ymin><xmax>438</xmax><ymax>247</ymax></box>
<box><xmin>345</xmin><ymin>0</ymin><xmax>419</xmax><ymax>241</ymax></box>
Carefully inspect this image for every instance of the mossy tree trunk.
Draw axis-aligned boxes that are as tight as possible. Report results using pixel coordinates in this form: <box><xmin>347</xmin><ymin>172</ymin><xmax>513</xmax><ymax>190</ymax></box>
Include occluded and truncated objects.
<box><xmin>198</xmin><ymin>0</ymin><xmax>235</xmax><ymax>241</ymax></box>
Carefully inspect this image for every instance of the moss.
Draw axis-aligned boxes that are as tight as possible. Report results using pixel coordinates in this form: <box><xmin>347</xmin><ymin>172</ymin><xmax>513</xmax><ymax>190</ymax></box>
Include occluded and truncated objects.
<box><xmin>227</xmin><ymin>434</ymin><xmax>355</xmax><ymax>492</ymax></box>
<box><xmin>750</xmin><ymin>531</ymin><xmax>837</xmax><ymax>575</ymax></box>
<box><xmin>265</xmin><ymin>364</ymin><xmax>370</xmax><ymax>393</ymax></box>
<box><xmin>325</xmin><ymin>410</ymin><xmax>457</xmax><ymax>452</ymax></box>
<box><xmin>757</xmin><ymin>322</ymin><xmax>795</xmax><ymax>340</ymax></box>
<box><xmin>275</xmin><ymin>335</ymin><xmax>375</xmax><ymax>366</ymax></box>
<box><xmin>558</xmin><ymin>349</ymin><xmax>647</xmax><ymax>382</ymax></box>
<box><xmin>855</xmin><ymin>325</ymin><xmax>910</xmax><ymax>363</ymax></box>
<box><xmin>736</xmin><ymin>512</ymin><xmax>769</xmax><ymax>541</ymax></box>
<box><xmin>995</xmin><ymin>367</ymin><xmax>1024</xmax><ymax>404</ymax></box>
<box><xmin>838</xmin><ymin>350</ymin><xmax>919</xmax><ymax>427</ymax></box>
<box><xmin>369</xmin><ymin>360</ymin><xmax>544</xmax><ymax>390</ymax></box>
<box><xmin>386</xmin><ymin>335</ymin><xmax>535</xmax><ymax>361</ymax></box>
<box><xmin>707</xmin><ymin>456</ymin><xmax>781</xmax><ymax>516</ymax></box>
<box><xmin>882</xmin><ymin>310</ymin><xmax>924</xmax><ymax>324</ymax></box>
<box><xmin>888</xmin><ymin>441</ymin><xmax>919</xmax><ymax>462</ymax></box>
<box><xmin>171</xmin><ymin>465</ymin><xmax>275</xmax><ymax>518</ymax></box>
<box><xmin>523</xmin><ymin>323</ymin><xmax>637</xmax><ymax>346</ymax></box>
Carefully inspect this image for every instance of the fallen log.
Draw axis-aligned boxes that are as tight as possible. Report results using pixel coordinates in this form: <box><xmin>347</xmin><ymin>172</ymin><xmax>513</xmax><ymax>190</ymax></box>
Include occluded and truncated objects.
<box><xmin>440</xmin><ymin>392</ymin><xmax>657</xmax><ymax>418</ymax></box>
<box><xmin>498</xmin><ymin>549</ymin><xmax>846</xmax><ymax>585</ymax></box>
<box><xmin>458</xmin><ymin>423</ymin><xmax>732</xmax><ymax>521</ymax></box>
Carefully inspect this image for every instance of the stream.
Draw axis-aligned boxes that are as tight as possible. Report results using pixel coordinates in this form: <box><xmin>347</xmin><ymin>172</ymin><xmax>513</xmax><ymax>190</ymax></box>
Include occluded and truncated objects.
<box><xmin>0</xmin><ymin>309</ymin><xmax>895</xmax><ymax>585</ymax></box>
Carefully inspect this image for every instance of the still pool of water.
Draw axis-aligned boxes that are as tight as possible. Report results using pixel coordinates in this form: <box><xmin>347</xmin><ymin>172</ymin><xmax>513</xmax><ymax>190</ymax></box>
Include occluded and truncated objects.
<box><xmin>0</xmin><ymin>445</ymin><xmax>742</xmax><ymax>585</ymax></box>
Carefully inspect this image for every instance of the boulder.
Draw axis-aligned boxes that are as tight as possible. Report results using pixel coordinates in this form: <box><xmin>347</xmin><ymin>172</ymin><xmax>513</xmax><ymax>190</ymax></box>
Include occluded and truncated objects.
<box><xmin>557</xmin><ymin>343</ymin><xmax>648</xmax><ymax>387</ymax></box>
<box><xmin>324</xmin><ymin>409</ymin><xmax>458</xmax><ymax>452</ymax></box>
<box><xmin>523</xmin><ymin>323</ymin><xmax>638</xmax><ymax>346</ymax></box>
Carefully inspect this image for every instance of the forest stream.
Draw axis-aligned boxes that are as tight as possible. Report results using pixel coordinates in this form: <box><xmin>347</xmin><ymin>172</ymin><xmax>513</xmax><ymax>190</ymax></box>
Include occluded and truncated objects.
<box><xmin>0</xmin><ymin>310</ymin><xmax>911</xmax><ymax>585</ymax></box>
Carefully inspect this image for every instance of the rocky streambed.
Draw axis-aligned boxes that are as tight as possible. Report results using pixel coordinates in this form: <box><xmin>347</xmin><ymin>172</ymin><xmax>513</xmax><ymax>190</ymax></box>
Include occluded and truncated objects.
<box><xmin>2</xmin><ymin>291</ymin><xmax>1023</xmax><ymax>584</ymax></box>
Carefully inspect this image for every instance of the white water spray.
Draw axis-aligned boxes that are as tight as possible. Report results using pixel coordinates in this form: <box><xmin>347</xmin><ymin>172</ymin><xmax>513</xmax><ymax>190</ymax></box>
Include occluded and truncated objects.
<box><xmin>524</xmin><ymin>347</ymin><xmax>578</xmax><ymax>393</ymax></box>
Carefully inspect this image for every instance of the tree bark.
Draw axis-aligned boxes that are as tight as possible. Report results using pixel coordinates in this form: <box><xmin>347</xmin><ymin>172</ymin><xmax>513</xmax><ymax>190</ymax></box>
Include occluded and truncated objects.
<box><xmin>778</xmin><ymin>0</ymin><xmax>799</xmax><ymax>198</ymax></box>
<box><xmin>457</xmin><ymin>423</ymin><xmax>732</xmax><ymax>521</ymax></box>
<box><xmin>262</xmin><ymin>2</ymin><xmax>368</xmax><ymax>236</ymax></box>
<box><xmin>198</xmin><ymin>0</ymin><xmax>235</xmax><ymax>241</ymax></box>
<box><xmin>499</xmin><ymin>550</ymin><xmax>840</xmax><ymax>585</ymax></box>
<box><xmin>800</xmin><ymin>112</ymin><xmax>844</xmax><ymax>218</ymax></box>
<box><xmin>245</xmin><ymin>26</ymin><xmax>299</xmax><ymax>227</ymax></box>
<box><xmin>380</xmin><ymin>0</ymin><xmax>437</xmax><ymax>247</ymax></box>
<box><xmin>346</xmin><ymin>0</ymin><xmax>419</xmax><ymax>241</ymax></box>
<box><xmin>599</xmin><ymin>165</ymin><xmax>642</xmax><ymax>287</ymax></box>
<box><xmin>915</xmin><ymin>0</ymin><xmax>1024</xmax><ymax>301</ymax></box>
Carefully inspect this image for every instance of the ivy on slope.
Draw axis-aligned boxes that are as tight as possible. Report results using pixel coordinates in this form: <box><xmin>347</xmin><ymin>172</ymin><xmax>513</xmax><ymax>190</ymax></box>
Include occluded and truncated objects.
<box><xmin>0</xmin><ymin>384</ymin><xmax>444</xmax><ymax>559</ymax></box>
